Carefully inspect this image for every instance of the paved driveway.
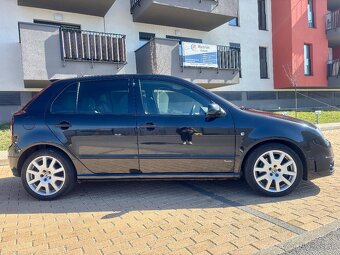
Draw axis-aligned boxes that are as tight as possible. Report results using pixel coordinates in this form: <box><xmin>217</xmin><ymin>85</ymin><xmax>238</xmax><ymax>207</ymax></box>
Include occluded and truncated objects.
<box><xmin>0</xmin><ymin>130</ymin><xmax>339</xmax><ymax>255</ymax></box>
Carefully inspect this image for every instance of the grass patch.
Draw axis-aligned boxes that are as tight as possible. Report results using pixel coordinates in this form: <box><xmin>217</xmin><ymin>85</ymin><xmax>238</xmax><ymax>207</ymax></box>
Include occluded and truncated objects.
<box><xmin>274</xmin><ymin>111</ymin><xmax>340</xmax><ymax>124</ymax></box>
<box><xmin>0</xmin><ymin>123</ymin><xmax>10</xmax><ymax>151</ymax></box>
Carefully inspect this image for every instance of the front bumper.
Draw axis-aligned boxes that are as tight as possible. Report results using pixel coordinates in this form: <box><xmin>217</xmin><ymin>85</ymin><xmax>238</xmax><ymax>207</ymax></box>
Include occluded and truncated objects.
<box><xmin>306</xmin><ymin>140</ymin><xmax>334</xmax><ymax>180</ymax></box>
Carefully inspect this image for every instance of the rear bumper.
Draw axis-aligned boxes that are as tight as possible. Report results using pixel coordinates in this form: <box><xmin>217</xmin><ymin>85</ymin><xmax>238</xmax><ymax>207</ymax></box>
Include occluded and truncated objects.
<box><xmin>8</xmin><ymin>143</ymin><xmax>21</xmax><ymax>177</ymax></box>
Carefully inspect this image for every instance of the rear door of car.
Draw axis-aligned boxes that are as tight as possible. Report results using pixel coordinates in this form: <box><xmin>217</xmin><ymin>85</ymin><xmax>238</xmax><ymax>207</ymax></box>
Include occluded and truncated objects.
<box><xmin>45</xmin><ymin>78</ymin><xmax>139</xmax><ymax>175</ymax></box>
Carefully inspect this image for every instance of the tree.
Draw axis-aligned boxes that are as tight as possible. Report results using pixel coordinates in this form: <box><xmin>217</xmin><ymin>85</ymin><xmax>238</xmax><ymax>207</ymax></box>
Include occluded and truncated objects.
<box><xmin>283</xmin><ymin>64</ymin><xmax>299</xmax><ymax>118</ymax></box>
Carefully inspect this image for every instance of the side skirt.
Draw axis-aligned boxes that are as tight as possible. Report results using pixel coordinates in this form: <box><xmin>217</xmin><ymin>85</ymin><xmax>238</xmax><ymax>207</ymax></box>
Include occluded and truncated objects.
<box><xmin>77</xmin><ymin>172</ymin><xmax>240</xmax><ymax>181</ymax></box>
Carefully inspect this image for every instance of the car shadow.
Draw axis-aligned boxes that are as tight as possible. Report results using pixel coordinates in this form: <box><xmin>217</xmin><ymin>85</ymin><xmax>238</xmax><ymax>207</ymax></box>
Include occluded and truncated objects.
<box><xmin>0</xmin><ymin>176</ymin><xmax>320</xmax><ymax>218</ymax></box>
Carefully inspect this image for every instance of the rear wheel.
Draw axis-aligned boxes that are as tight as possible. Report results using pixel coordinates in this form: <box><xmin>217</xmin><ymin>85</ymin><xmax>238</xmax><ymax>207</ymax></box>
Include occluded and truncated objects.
<box><xmin>244</xmin><ymin>143</ymin><xmax>303</xmax><ymax>197</ymax></box>
<box><xmin>21</xmin><ymin>149</ymin><xmax>76</xmax><ymax>200</ymax></box>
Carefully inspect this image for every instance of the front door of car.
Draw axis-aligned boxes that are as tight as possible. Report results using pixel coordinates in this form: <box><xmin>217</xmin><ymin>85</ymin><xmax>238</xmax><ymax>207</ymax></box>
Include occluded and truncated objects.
<box><xmin>46</xmin><ymin>78</ymin><xmax>139</xmax><ymax>174</ymax></box>
<box><xmin>135</xmin><ymin>78</ymin><xmax>235</xmax><ymax>173</ymax></box>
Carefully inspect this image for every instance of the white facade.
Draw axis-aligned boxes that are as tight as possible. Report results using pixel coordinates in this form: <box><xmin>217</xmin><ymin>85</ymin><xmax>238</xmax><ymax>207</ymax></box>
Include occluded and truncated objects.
<box><xmin>0</xmin><ymin>0</ymin><xmax>273</xmax><ymax>92</ymax></box>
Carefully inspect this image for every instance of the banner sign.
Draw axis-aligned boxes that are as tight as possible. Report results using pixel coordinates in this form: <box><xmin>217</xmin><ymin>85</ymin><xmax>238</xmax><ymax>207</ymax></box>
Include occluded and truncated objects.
<box><xmin>182</xmin><ymin>42</ymin><xmax>218</xmax><ymax>68</ymax></box>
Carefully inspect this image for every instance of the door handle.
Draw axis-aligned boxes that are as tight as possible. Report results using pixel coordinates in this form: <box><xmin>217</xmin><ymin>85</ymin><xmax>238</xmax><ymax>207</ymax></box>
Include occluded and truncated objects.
<box><xmin>55</xmin><ymin>121</ymin><xmax>72</xmax><ymax>130</ymax></box>
<box><xmin>140</xmin><ymin>122</ymin><xmax>156</xmax><ymax>131</ymax></box>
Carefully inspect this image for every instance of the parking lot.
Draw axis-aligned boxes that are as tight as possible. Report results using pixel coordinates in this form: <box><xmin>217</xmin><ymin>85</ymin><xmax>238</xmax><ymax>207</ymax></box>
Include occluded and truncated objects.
<box><xmin>0</xmin><ymin>129</ymin><xmax>339</xmax><ymax>255</ymax></box>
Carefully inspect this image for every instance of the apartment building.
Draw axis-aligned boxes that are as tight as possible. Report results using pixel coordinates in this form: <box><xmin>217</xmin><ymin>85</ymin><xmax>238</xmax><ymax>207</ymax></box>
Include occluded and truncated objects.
<box><xmin>0</xmin><ymin>0</ymin><xmax>339</xmax><ymax>123</ymax></box>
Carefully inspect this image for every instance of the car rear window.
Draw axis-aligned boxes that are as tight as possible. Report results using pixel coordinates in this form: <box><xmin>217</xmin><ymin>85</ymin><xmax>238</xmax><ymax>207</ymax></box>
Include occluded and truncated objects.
<box><xmin>50</xmin><ymin>79</ymin><xmax>129</xmax><ymax>114</ymax></box>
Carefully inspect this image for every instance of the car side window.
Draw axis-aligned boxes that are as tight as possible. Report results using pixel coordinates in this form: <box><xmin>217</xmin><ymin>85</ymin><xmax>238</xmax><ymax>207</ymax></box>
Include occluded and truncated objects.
<box><xmin>51</xmin><ymin>83</ymin><xmax>78</xmax><ymax>113</ymax></box>
<box><xmin>140</xmin><ymin>80</ymin><xmax>210</xmax><ymax>116</ymax></box>
<box><xmin>77</xmin><ymin>79</ymin><xmax>129</xmax><ymax>114</ymax></box>
<box><xmin>51</xmin><ymin>79</ymin><xmax>130</xmax><ymax>114</ymax></box>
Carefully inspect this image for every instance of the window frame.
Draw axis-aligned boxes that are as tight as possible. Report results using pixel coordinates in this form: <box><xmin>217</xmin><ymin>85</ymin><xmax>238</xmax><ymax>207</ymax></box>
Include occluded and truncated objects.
<box><xmin>259</xmin><ymin>47</ymin><xmax>269</xmax><ymax>79</ymax></box>
<box><xmin>258</xmin><ymin>0</ymin><xmax>267</xmax><ymax>31</ymax></box>
<box><xmin>228</xmin><ymin>17</ymin><xmax>239</xmax><ymax>27</ymax></box>
<box><xmin>304</xmin><ymin>44</ymin><xmax>313</xmax><ymax>76</ymax></box>
<box><xmin>307</xmin><ymin>0</ymin><xmax>315</xmax><ymax>28</ymax></box>
<box><xmin>49</xmin><ymin>78</ymin><xmax>133</xmax><ymax>116</ymax></box>
<box><xmin>136</xmin><ymin>78</ymin><xmax>214</xmax><ymax>117</ymax></box>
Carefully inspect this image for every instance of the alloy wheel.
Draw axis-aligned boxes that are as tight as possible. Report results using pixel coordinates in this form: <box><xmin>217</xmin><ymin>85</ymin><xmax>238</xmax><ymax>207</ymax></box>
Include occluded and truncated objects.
<box><xmin>26</xmin><ymin>156</ymin><xmax>66</xmax><ymax>196</ymax></box>
<box><xmin>253</xmin><ymin>150</ymin><xmax>297</xmax><ymax>193</ymax></box>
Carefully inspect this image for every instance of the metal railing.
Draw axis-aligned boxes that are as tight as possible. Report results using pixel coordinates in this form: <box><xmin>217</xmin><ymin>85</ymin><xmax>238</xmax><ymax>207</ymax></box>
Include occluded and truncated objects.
<box><xmin>61</xmin><ymin>28</ymin><xmax>127</xmax><ymax>64</ymax></box>
<box><xmin>326</xmin><ymin>9</ymin><xmax>340</xmax><ymax>31</ymax></box>
<box><xmin>327</xmin><ymin>59</ymin><xmax>340</xmax><ymax>77</ymax></box>
<box><xmin>217</xmin><ymin>46</ymin><xmax>240</xmax><ymax>70</ymax></box>
<box><xmin>130</xmin><ymin>0</ymin><xmax>141</xmax><ymax>13</ymax></box>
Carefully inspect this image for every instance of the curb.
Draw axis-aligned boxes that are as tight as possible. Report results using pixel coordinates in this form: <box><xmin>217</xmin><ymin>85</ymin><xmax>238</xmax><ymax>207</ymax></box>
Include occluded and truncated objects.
<box><xmin>317</xmin><ymin>123</ymin><xmax>340</xmax><ymax>131</ymax></box>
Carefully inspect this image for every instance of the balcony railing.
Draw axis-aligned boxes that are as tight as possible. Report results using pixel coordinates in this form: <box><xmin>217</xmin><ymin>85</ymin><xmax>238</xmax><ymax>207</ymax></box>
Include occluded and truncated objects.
<box><xmin>216</xmin><ymin>46</ymin><xmax>240</xmax><ymax>70</ymax></box>
<box><xmin>61</xmin><ymin>28</ymin><xmax>127</xmax><ymax>64</ymax></box>
<box><xmin>130</xmin><ymin>0</ymin><xmax>141</xmax><ymax>13</ymax></box>
<box><xmin>326</xmin><ymin>9</ymin><xmax>340</xmax><ymax>30</ymax></box>
<box><xmin>327</xmin><ymin>59</ymin><xmax>340</xmax><ymax>77</ymax></box>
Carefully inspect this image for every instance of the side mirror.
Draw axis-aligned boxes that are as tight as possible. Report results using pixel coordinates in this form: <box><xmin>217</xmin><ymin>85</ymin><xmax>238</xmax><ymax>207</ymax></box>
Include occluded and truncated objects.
<box><xmin>207</xmin><ymin>103</ymin><xmax>226</xmax><ymax>118</ymax></box>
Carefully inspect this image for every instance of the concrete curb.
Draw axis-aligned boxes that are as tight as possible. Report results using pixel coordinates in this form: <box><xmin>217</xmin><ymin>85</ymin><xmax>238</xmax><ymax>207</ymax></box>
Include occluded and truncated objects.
<box><xmin>317</xmin><ymin>123</ymin><xmax>340</xmax><ymax>131</ymax></box>
<box><xmin>255</xmin><ymin>219</ymin><xmax>340</xmax><ymax>255</ymax></box>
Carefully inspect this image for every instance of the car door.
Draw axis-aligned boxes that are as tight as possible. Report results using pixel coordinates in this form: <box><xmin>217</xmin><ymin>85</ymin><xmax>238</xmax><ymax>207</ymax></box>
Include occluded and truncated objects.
<box><xmin>135</xmin><ymin>78</ymin><xmax>235</xmax><ymax>173</ymax></box>
<box><xmin>45</xmin><ymin>78</ymin><xmax>139</xmax><ymax>174</ymax></box>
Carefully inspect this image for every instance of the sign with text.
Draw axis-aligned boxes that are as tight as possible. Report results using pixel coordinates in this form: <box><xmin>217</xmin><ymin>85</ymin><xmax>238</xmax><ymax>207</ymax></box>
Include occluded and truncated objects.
<box><xmin>182</xmin><ymin>42</ymin><xmax>218</xmax><ymax>68</ymax></box>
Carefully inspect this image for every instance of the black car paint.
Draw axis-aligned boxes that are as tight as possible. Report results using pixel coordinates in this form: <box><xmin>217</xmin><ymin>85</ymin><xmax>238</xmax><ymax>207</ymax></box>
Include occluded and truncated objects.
<box><xmin>8</xmin><ymin>75</ymin><xmax>334</xmax><ymax>180</ymax></box>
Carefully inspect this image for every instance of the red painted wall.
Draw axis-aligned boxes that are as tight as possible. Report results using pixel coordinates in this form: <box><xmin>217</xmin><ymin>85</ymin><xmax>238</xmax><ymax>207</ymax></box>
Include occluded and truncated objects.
<box><xmin>272</xmin><ymin>0</ymin><xmax>328</xmax><ymax>89</ymax></box>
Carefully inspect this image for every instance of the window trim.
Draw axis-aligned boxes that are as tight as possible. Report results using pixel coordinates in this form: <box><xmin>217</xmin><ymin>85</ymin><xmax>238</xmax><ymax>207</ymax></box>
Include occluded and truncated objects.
<box><xmin>49</xmin><ymin>78</ymin><xmax>133</xmax><ymax>116</ymax></box>
<box><xmin>136</xmin><ymin>78</ymin><xmax>215</xmax><ymax>117</ymax></box>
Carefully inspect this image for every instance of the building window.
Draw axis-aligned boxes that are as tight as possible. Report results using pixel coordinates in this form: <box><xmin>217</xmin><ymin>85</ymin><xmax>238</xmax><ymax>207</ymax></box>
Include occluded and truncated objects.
<box><xmin>230</xmin><ymin>43</ymin><xmax>241</xmax><ymax>77</ymax></box>
<box><xmin>138</xmin><ymin>32</ymin><xmax>155</xmax><ymax>48</ymax></box>
<box><xmin>259</xmin><ymin>47</ymin><xmax>268</xmax><ymax>79</ymax></box>
<box><xmin>33</xmin><ymin>19</ymin><xmax>81</xmax><ymax>30</ymax></box>
<box><xmin>304</xmin><ymin>44</ymin><xmax>312</xmax><ymax>75</ymax></box>
<box><xmin>307</xmin><ymin>0</ymin><xmax>315</xmax><ymax>28</ymax></box>
<box><xmin>229</xmin><ymin>17</ymin><xmax>239</xmax><ymax>26</ymax></box>
<box><xmin>165</xmin><ymin>35</ymin><xmax>202</xmax><ymax>44</ymax></box>
<box><xmin>258</xmin><ymin>0</ymin><xmax>267</xmax><ymax>30</ymax></box>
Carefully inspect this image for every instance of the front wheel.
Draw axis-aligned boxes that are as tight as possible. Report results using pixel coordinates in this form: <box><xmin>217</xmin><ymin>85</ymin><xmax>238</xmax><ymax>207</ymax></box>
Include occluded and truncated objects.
<box><xmin>244</xmin><ymin>143</ymin><xmax>303</xmax><ymax>197</ymax></box>
<box><xmin>21</xmin><ymin>149</ymin><xmax>76</xmax><ymax>200</ymax></box>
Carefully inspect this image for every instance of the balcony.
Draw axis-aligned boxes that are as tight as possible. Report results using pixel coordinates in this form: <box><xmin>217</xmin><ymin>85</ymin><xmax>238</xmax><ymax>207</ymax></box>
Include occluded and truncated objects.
<box><xmin>328</xmin><ymin>0</ymin><xmax>340</xmax><ymax>11</ymax></box>
<box><xmin>17</xmin><ymin>0</ymin><xmax>117</xmax><ymax>17</ymax></box>
<box><xmin>18</xmin><ymin>22</ymin><xmax>126</xmax><ymax>88</ymax></box>
<box><xmin>327</xmin><ymin>59</ymin><xmax>340</xmax><ymax>88</ymax></box>
<box><xmin>135</xmin><ymin>38</ymin><xmax>240</xmax><ymax>88</ymax></box>
<box><xmin>326</xmin><ymin>9</ymin><xmax>340</xmax><ymax>46</ymax></box>
<box><xmin>130</xmin><ymin>0</ymin><xmax>238</xmax><ymax>31</ymax></box>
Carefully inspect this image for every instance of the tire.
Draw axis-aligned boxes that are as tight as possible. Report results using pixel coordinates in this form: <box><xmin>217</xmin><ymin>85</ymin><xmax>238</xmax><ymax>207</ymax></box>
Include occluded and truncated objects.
<box><xmin>244</xmin><ymin>143</ymin><xmax>303</xmax><ymax>197</ymax></box>
<box><xmin>21</xmin><ymin>149</ymin><xmax>76</xmax><ymax>200</ymax></box>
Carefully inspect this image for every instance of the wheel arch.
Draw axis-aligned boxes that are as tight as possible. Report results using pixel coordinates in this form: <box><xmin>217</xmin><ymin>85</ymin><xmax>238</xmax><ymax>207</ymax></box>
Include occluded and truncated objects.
<box><xmin>240</xmin><ymin>139</ymin><xmax>308</xmax><ymax>180</ymax></box>
<box><xmin>17</xmin><ymin>143</ymin><xmax>76</xmax><ymax>177</ymax></box>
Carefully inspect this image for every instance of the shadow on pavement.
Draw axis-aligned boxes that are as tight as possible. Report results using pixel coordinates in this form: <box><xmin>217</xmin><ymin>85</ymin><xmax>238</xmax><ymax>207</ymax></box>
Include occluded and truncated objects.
<box><xmin>0</xmin><ymin>176</ymin><xmax>320</xmax><ymax>217</ymax></box>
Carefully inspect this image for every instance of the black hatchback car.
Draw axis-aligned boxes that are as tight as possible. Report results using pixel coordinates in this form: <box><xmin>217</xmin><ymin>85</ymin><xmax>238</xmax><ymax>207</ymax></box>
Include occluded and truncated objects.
<box><xmin>8</xmin><ymin>75</ymin><xmax>334</xmax><ymax>200</ymax></box>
